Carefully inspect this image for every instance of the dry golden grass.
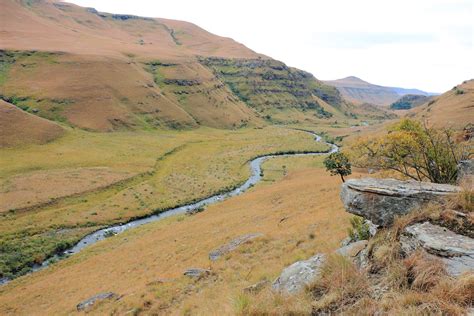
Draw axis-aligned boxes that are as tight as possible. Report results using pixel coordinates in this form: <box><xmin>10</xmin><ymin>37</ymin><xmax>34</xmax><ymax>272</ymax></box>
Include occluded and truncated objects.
<box><xmin>411</xmin><ymin>79</ymin><xmax>474</xmax><ymax>130</ymax></box>
<box><xmin>0</xmin><ymin>159</ymin><xmax>356</xmax><ymax>315</ymax></box>
<box><xmin>0</xmin><ymin>167</ymin><xmax>133</xmax><ymax>213</ymax></box>
<box><xmin>0</xmin><ymin>100</ymin><xmax>64</xmax><ymax>147</ymax></box>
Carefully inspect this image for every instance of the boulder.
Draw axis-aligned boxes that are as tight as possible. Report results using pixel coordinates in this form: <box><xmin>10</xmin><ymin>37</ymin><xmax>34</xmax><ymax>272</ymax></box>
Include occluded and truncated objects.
<box><xmin>183</xmin><ymin>268</ymin><xmax>211</xmax><ymax>279</ymax></box>
<box><xmin>401</xmin><ymin>222</ymin><xmax>474</xmax><ymax>276</ymax></box>
<box><xmin>272</xmin><ymin>254</ymin><xmax>326</xmax><ymax>294</ymax></box>
<box><xmin>340</xmin><ymin>178</ymin><xmax>460</xmax><ymax>226</ymax></box>
<box><xmin>209</xmin><ymin>233</ymin><xmax>263</xmax><ymax>261</ymax></box>
<box><xmin>76</xmin><ymin>292</ymin><xmax>119</xmax><ymax>311</ymax></box>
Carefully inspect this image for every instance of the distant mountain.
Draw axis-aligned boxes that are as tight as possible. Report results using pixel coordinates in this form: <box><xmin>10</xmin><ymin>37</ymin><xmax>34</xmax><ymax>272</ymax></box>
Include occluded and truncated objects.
<box><xmin>324</xmin><ymin>76</ymin><xmax>435</xmax><ymax>106</ymax></box>
<box><xmin>390</xmin><ymin>94</ymin><xmax>432</xmax><ymax>110</ymax></box>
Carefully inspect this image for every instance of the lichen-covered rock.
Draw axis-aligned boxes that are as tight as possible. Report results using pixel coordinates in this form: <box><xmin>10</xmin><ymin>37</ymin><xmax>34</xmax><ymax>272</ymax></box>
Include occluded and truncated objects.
<box><xmin>401</xmin><ymin>222</ymin><xmax>474</xmax><ymax>276</ymax></box>
<box><xmin>76</xmin><ymin>292</ymin><xmax>119</xmax><ymax>311</ymax></box>
<box><xmin>340</xmin><ymin>178</ymin><xmax>460</xmax><ymax>226</ymax></box>
<box><xmin>272</xmin><ymin>254</ymin><xmax>326</xmax><ymax>294</ymax></box>
<box><xmin>209</xmin><ymin>233</ymin><xmax>263</xmax><ymax>261</ymax></box>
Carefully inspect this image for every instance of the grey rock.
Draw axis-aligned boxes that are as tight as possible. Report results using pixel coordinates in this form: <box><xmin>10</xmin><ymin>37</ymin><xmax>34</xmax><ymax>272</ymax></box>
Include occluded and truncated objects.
<box><xmin>366</xmin><ymin>219</ymin><xmax>378</xmax><ymax>236</ymax></box>
<box><xmin>209</xmin><ymin>233</ymin><xmax>263</xmax><ymax>261</ymax></box>
<box><xmin>272</xmin><ymin>254</ymin><xmax>326</xmax><ymax>294</ymax></box>
<box><xmin>183</xmin><ymin>268</ymin><xmax>211</xmax><ymax>278</ymax></box>
<box><xmin>457</xmin><ymin>159</ymin><xmax>474</xmax><ymax>184</ymax></box>
<box><xmin>76</xmin><ymin>292</ymin><xmax>119</xmax><ymax>311</ymax></box>
<box><xmin>340</xmin><ymin>178</ymin><xmax>460</xmax><ymax>226</ymax></box>
<box><xmin>401</xmin><ymin>222</ymin><xmax>474</xmax><ymax>276</ymax></box>
<box><xmin>442</xmin><ymin>256</ymin><xmax>474</xmax><ymax>277</ymax></box>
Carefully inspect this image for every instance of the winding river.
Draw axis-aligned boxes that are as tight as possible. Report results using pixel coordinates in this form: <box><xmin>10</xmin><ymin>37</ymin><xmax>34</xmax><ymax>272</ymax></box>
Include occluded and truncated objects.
<box><xmin>0</xmin><ymin>131</ymin><xmax>338</xmax><ymax>285</ymax></box>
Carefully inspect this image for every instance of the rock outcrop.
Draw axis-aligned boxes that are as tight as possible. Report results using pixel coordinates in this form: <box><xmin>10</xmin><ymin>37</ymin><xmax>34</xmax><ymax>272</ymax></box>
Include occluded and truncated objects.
<box><xmin>340</xmin><ymin>178</ymin><xmax>460</xmax><ymax>226</ymax></box>
<box><xmin>76</xmin><ymin>292</ymin><xmax>119</xmax><ymax>311</ymax></box>
<box><xmin>209</xmin><ymin>233</ymin><xmax>263</xmax><ymax>261</ymax></box>
<box><xmin>401</xmin><ymin>222</ymin><xmax>474</xmax><ymax>276</ymax></box>
<box><xmin>272</xmin><ymin>254</ymin><xmax>326</xmax><ymax>294</ymax></box>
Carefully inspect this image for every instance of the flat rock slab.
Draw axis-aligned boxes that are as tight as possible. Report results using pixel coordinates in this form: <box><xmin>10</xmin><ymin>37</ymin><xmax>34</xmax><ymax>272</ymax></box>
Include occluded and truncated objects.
<box><xmin>401</xmin><ymin>222</ymin><xmax>474</xmax><ymax>276</ymax></box>
<box><xmin>77</xmin><ymin>292</ymin><xmax>119</xmax><ymax>311</ymax></box>
<box><xmin>209</xmin><ymin>233</ymin><xmax>263</xmax><ymax>261</ymax></box>
<box><xmin>340</xmin><ymin>178</ymin><xmax>460</xmax><ymax>226</ymax></box>
<box><xmin>183</xmin><ymin>268</ymin><xmax>211</xmax><ymax>278</ymax></box>
<box><xmin>272</xmin><ymin>254</ymin><xmax>326</xmax><ymax>294</ymax></box>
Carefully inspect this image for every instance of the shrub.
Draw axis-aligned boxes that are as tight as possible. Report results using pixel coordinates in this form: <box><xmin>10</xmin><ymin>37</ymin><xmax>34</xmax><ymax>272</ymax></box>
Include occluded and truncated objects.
<box><xmin>351</xmin><ymin>119</ymin><xmax>471</xmax><ymax>184</ymax></box>
<box><xmin>347</xmin><ymin>216</ymin><xmax>371</xmax><ymax>241</ymax></box>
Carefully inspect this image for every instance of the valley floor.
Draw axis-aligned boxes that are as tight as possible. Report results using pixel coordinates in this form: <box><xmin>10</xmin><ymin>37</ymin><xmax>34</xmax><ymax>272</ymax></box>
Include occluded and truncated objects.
<box><xmin>0</xmin><ymin>126</ymin><xmax>330</xmax><ymax>287</ymax></box>
<box><xmin>0</xmin><ymin>155</ymin><xmax>359</xmax><ymax>315</ymax></box>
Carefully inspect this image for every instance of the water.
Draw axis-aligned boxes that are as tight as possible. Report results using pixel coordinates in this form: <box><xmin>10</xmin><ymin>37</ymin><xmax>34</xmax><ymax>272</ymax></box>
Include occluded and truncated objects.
<box><xmin>0</xmin><ymin>131</ymin><xmax>338</xmax><ymax>285</ymax></box>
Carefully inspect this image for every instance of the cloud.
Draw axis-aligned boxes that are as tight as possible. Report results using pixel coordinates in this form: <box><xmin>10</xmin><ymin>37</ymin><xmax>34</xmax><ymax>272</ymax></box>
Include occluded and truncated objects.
<box><xmin>310</xmin><ymin>32</ymin><xmax>437</xmax><ymax>49</ymax></box>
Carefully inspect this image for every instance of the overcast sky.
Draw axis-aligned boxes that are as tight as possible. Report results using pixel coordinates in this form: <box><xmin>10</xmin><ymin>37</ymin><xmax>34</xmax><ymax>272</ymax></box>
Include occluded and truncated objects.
<box><xmin>66</xmin><ymin>0</ymin><xmax>473</xmax><ymax>93</ymax></box>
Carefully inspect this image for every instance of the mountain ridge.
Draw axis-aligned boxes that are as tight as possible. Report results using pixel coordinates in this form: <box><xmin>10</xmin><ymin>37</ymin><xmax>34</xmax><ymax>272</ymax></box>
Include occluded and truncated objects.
<box><xmin>0</xmin><ymin>0</ymin><xmax>383</xmax><ymax>136</ymax></box>
<box><xmin>324</xmin><ymin>76</ymin><xmax>436</xmax><ymax>106</ymax></box>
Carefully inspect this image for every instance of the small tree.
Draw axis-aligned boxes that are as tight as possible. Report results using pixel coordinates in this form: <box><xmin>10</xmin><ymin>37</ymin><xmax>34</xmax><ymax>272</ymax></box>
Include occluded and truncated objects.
<box><xmin>324</xmin><ymin>152</ymin><xmax>352</xmax><ymax>182</ymax></box>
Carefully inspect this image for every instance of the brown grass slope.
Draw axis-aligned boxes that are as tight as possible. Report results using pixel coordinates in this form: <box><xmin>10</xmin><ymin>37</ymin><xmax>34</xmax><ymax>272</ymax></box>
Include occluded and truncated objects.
<box><xmin>0</xmin><ymin>99</ymin><xmax>64</xmax><ymax>147</ymax></box>
<box><xmin>0</xmin><ymin>0</ymin><xmax>265</xmax><ymax>131</ymax></box>
<box><xmin>1</xmin><ymin>0</ymin><xmax>262</xmax><ymax>59</ymax></box>
<box><xmin>410</xmin><ymin>79</ymin><xmax>474</xmax><ymax>129</ymax></box>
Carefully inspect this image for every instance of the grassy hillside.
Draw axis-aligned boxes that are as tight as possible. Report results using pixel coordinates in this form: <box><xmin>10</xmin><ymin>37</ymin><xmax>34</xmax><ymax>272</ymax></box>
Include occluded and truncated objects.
<box><xmin>200</xmin><ymin>58</ymin><xmax>342</xmax><ymax>122</ymax></box>
<box><xmin>0</xmin><ymin>100</ymin><xmax>65</xmax><ymax>147</ymax></box>
<box><xmin>409</xmin><ymin>79</ymin><xmax>474</xmax><ymax>129</ymax></box>
<box><xmin>0</xmin><ymin>0</ymin><xmax>371</xmax><ymax>135</ymax></box>
<box><xmin>390</xmin><ymin>94</ymin><xmax>431</xmax><ymax>110</ymax></box>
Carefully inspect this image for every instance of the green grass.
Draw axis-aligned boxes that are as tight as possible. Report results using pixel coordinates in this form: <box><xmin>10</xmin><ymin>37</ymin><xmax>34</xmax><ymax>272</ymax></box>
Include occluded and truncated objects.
<box><xmin>0</xmin><ymin>126</ymin><xmax>329</xmax><ymax>279</ymax></box>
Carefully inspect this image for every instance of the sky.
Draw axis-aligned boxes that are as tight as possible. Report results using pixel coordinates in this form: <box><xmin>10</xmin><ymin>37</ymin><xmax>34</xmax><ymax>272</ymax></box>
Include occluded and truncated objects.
<box><xmin>66</xmin><ymin>0</ymin><xmax>473</xmax><ymax>93</ymax></box>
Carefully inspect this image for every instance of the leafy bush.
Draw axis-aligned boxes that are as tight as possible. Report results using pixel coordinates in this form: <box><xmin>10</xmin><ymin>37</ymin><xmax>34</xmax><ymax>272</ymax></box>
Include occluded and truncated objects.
<box><xmin>351</xmin><ymin>119</ymin><xmax>470</xmax><ymax>184</ymax></box>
